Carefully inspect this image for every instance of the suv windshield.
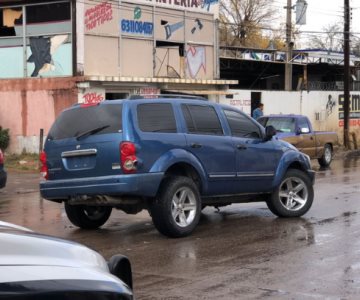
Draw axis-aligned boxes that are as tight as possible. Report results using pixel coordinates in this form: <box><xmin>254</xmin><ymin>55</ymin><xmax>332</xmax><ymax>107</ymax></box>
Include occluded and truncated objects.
<box><xmin>47</xmin><ymin>104</ymin><xmax>122</xmax><ymax>140</ymax></box>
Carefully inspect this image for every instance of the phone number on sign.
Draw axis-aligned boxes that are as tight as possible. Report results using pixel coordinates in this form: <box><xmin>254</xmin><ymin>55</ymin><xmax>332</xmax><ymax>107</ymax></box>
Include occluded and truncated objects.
<box><xmin>121</xmin><ymin>19</ymin><xmax>154</xmax><ymax>35</ymax></box>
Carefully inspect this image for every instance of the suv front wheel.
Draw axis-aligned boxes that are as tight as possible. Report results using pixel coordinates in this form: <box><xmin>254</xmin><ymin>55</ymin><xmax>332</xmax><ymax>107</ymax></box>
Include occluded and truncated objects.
<box><xmin>150</xmin><ymin>176</ymin><xmax>201</xmax><ymax>238</ymax></box>
<box><xmin>266</xmin><ymin>169</ymin><xmax>314</xmax><ymax>217</ymax></box>
<box><xmin>64</xmin><ymin>203</ymin><xmax>112</xmax><ymax>229</ymax></box>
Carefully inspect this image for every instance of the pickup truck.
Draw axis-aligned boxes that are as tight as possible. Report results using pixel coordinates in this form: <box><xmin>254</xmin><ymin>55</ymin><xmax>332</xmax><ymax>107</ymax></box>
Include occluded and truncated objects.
<box><xmin>257</xmin><ymin>114</ymin><xmax>339</xmax><ymax>167</ymax></box>
<box><xmin>40</xmin><ymin>98</ymin><xmax>315</xmax><ymax>238</ymax></box>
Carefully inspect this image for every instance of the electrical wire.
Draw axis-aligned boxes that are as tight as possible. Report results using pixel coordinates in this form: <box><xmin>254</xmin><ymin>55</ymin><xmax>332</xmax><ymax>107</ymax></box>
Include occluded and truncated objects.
<box><xmin>2</xmin><ymin>0</ymin><xmax>360</xmax><ymax>48</ymax></box>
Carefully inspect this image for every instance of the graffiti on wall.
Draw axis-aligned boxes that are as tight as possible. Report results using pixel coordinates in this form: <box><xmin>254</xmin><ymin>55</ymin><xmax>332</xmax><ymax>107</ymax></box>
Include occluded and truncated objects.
<box><xmin>161</xmin><ymin>20</ymin><xmax>184</xmax><ymax>39</ymax></box>
<box><xmin>338</xmin><ymin>94</ymin><xmax>360</xmax><ymax>127</ymax></box>
<box><xmin>27</xmin><ymin>35</ymin><xmax>69</xmax><ymax>77</ymax></box>
<box><xmin>186</xmin><ymin>46</ymin><xmax>206</xmax><ymax>78</ymax></box>
<box><xmin>155</xmin><ymin>47</ymin><xmax>181</xmax><ymax>77</ymax></box>
<box><xmin>82</xmin><ymin>92</ymin><xmax>104</xmax><ymax>105</ymax></box>
<box><xmin>85</xmin><ymin>1</ymin><xmax>113</xmax><ymax>31</ymax></box>
<box><xmin>191</xmin><ymin>18</ymin><xmax>203</xmax><ymax>34</ymax></box>
<box><xmin>326</xmin><ymin>95</ymin><xmax>336</xmax><ymax>116</ymax></box>
<box><xmin>162</xmin><ymin>17</ymin><xmax>204</xmax><ymax>39</ymax></box>
<box><xmin>200</xmin><ymin>0</ymin><xmax>219</xmax><ymax>12</ymax></box>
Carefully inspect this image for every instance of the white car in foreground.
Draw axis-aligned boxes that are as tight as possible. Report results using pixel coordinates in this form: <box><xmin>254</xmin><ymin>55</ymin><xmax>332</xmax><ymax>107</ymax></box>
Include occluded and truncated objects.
<box><xmin>0</xmin><ymin>221</ymin><xmax>133</xmax><ymax>299</ymax></box>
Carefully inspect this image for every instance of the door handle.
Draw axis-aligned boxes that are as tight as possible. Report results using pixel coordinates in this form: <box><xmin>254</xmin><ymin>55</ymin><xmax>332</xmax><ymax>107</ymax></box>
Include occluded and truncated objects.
<box><xmin>237</xmin><ymin>144</ymin><xmax>247</xmax><ymax>150</ymax></box>
<box><xmin>191</xmin><ymin>143</ymin><xmax>202</xmax><ymax>149</ymax></box>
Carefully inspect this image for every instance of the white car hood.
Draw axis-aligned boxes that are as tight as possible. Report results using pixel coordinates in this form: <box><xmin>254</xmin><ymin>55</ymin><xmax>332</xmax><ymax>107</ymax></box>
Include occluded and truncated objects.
<box><xmin>0</xmin><ymin>221</ymin><xmax>108</xmax><ymax>271</ymax></box>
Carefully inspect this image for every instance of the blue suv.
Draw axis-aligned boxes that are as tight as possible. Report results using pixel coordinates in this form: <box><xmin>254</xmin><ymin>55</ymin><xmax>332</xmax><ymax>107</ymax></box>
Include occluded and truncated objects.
<box><xmin>40</xmin><ymin>97</ymin><xmax>315</xmax><ymax>237</ymax></box>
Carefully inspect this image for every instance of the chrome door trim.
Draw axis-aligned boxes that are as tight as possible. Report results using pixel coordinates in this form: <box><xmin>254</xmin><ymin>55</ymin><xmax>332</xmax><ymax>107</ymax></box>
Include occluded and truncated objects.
<box><xmin>61</xmin><ymin>149</ymin><xmax>97</xmax><ymax>158</ymax></box>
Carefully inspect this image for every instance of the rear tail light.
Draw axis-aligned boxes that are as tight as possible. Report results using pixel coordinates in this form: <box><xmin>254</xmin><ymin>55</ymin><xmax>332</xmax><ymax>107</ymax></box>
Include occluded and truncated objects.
<box><xmin>0</xmin><ymin>150</ymin><xmax>4</xmax><ymax>164</ymax></box>
<box><xmin>39</xmin><ymin>151</ymin><xmax>49</xmax><ymax>180</ymax></box>
<box><xmin>120</xmin><ymin>142</ymin><xmax>137</xmax><ymax>174</ymax></box>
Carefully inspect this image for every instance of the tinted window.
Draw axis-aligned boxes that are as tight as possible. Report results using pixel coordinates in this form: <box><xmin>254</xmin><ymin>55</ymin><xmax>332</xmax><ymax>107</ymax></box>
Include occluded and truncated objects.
<box><xmin>257</xmin><ymin>117</ymin><xmax>267</xmax><ymax>127</ymax></box>
<box><xmin>137</xmin><ymin>103</ymin><xmax>177</xmax><ymax>133</ymax></box>
<box><xmin>182</xmin><ymin>104</ymin><xmax>223</xmax><ymax>135</ymax></box>
<box><xmin>48</xmin><ymin>104</ymin><xmax>122</xmax><ymax>140</ymax></box>
<box><xmin>224</xmin><ymin>110</ymin><xmax>261</xmax><ymax>138</ymax></box>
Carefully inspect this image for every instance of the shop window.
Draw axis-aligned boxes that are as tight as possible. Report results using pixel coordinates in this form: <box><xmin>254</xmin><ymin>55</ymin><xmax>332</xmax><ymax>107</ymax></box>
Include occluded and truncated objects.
<box><xmin>0</xmin><ymin>1</ymin><xmax>72</xmax><ymax>79</ymax></box>
<box><xmin>26</xmin><ymin>3</ymin><xmax>70</xmax><ymax>25</ymax></box>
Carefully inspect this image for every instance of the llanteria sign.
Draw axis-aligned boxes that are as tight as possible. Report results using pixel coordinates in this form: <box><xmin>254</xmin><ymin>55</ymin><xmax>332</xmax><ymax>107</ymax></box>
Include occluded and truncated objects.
<box><xmin>134</xmin><ymin>0</ymin><xmax>219</xmax><ymax>18</ymax></box>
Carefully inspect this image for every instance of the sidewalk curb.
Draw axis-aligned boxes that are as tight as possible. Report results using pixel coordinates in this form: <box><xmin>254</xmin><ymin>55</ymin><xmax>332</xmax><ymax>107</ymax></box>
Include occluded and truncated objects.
<box><xmin>334</xmin><ymin>149</ymin><xmax>360</xmax><ymax>159</ymax></box>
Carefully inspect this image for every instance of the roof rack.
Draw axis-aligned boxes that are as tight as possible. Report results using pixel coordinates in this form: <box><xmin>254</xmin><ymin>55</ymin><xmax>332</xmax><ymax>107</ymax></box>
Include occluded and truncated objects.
<box><xmin>127</xmin><ymin>94</ymin><xmax>207</xmax><ymax>101</ymax></box>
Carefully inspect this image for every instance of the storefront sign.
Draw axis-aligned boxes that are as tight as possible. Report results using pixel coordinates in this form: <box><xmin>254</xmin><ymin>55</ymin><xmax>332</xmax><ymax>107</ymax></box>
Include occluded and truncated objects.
<box><xmin>338</xmin><ymin>94</ymin><xmax>360</xmax><ymax>127</ymax></box>
<box><xmin>121</xmin><ymin>19</ymin><xmax>154</xmax><ymax>35</ymax></box>
<box><xmin>135</xmin><ymin>0</ymin><xmax>219</xmax><ymax>18</ymax></box>
<box><xmin>121</xmin><ymin>7</ymin><xmax>154</xmax><ymax>36</ymax></box>
<box><xmin>85</xmin><ymin>1</ymin><xmax>113</xmax><ymax>31</ymax></box>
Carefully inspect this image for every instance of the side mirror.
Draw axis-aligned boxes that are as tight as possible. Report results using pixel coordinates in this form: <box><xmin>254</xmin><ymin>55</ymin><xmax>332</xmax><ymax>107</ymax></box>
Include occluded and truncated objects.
<box><xmin>300</xmin><ymin>127</ymin><xmax>310</xmax><ymax>134</ymax></box>
<box><xmin>264</xmin><ymin>125</ymin><xmax>276</xmax><ymax>141</ymax></box>
<box><xmin>297</xmin><ymin>127</ymin><xmax>310</xmax><ymax>134</ymax></box>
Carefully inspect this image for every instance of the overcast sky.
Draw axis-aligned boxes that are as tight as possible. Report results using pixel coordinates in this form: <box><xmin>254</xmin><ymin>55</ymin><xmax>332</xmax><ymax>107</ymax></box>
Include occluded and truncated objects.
<box><xmin>300</xmin><ymin>0</ymin><xmax>359</xmax><ymax>31</ymax></box>
<box><xmin>275</xmin><ymin>0</ymin><xmax>360</xmax><ymax>48</ymax></box>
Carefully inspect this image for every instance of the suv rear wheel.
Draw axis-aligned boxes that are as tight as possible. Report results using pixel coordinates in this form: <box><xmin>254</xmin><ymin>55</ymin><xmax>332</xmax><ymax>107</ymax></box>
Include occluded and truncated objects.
<box><xmin>64</xmin><ymin>203</ymin><xmax>112</xmax><ymax>229</ymax></box>
<box><xmin>150</xmin><ymin>176</ymin><xmax>201</xmax><ymax>238</ymax></box>
<box><xmin>266</xmin><ymin>169</ymin><xmax>313</xmax><ymax>217</ymax></box>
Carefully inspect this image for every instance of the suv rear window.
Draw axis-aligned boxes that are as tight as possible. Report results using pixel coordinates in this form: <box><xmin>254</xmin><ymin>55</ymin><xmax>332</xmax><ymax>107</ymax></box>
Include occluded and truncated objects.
<box><xmin>47</xmin><ymin>104</ymin><xmax>122</xmax><ymax>140</ymax></box>
<box><xmin>137</xmin><ymin>103</ymin><xmax>177</xmax><ymax>133</ymax></box>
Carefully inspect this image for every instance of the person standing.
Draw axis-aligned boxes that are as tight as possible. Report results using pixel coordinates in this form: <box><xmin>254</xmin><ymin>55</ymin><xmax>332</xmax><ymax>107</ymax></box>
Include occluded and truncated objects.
<box><xmin>252</xmin><ymin>103</ymin><xmax>264</xmax><ymax>120</ymax></box>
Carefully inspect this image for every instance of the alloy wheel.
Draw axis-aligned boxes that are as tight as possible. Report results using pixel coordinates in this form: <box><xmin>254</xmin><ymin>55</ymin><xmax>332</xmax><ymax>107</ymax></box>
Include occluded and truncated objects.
<box><xmin>278</xmin><ymin>177</ymin><xmax>308</xmax><ymax>211</ymax></box>
<box><xmin>171</xmin><ymin>187</ymin><xmax>197</xmax><ymax>227</ymax></box>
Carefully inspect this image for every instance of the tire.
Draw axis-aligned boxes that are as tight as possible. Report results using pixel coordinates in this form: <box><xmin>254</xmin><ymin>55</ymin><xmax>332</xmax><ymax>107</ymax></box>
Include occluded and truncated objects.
<box><xmin>266</xmin><ymin>169</ymin><xmax>314</xmax><ymax>218</ymax></box>
<box><xmin>64</xmin><ymin>203</ymin><xmax>112</xmax><ymax>229</ymax></box>
<box><xmin>150</xmin><ymin>176</ymin><xmax>201</xmax><ymax>238</ymax></box>
<box><xmin>318</xmin><ymin>144</ymin><xmax>332</xmax><ymax>167</ymax></box>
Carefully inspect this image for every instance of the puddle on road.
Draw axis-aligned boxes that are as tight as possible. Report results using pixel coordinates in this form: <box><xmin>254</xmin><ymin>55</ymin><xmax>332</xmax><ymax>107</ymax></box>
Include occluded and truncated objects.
<box><xmin>315</xmin><ymin>156</ymin><xmax>360</xmax><ymax>181</ymax></box>
<box><xmin>314</xmin><ymin>233</ymin><xmax>336</xmax><ymax>245</ymax></box>
<box><xmin>258</xmin><ymin>288</ymin><xmax>289</xmax><ymax>297</ymax></box>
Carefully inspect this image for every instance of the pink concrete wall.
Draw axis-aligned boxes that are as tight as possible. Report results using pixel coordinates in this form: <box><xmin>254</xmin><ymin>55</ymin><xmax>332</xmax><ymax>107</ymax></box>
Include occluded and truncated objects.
<box><xmin>0</xmin><ymin>78</ymin><xmax>79</xmax><ymax>153</ymax></box>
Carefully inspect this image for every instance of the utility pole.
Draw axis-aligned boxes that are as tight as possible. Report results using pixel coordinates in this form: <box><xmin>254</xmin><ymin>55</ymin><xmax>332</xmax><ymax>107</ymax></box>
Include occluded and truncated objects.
<box><xmin>285</xmin><ymin>0</ymin><xmax>293</xmax><ymax>91</ymax></box>
<box><xmin>344</xmin><ymin>0</ymin><xmax>350</xmax><ymax>148</ymax></box>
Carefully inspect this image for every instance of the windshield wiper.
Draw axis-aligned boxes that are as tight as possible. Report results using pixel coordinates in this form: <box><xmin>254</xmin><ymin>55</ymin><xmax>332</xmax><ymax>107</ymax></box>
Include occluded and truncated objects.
<box><xmin>75</xmin><ymin>125</ymin><xmax>110</xmax><ymax>140</ymax></box>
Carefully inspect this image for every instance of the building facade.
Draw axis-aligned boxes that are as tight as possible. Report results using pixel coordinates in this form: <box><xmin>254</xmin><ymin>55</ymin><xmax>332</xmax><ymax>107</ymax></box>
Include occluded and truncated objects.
<box><xmin>0</xmin><ymin>0</ymin><xmax>235</xmax><ymax>152</ymax></box>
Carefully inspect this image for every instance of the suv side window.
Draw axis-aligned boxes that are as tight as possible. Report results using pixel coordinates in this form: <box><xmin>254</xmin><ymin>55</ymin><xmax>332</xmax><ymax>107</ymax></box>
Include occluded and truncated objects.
<box><xmin>224</xmin><ymin>109</ymin><xmax>262</xmax><ymax>138</ymax></box>
<box><xmin>182</xmin><ymin>104</ymin><xmax>223</xmax><ymax>135</ymax></box>
<box><xmin>137</xmin><ymin>103</ymin><xmax>177</xmax><ymax>133</ymax></box>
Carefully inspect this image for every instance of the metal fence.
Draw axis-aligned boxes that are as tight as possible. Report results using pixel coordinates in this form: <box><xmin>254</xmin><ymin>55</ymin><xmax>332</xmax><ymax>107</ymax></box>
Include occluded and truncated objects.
<box><xmin>306</xmin><ymin>81</ymin><xmax>360</xmax><ymax>91</ymax></box>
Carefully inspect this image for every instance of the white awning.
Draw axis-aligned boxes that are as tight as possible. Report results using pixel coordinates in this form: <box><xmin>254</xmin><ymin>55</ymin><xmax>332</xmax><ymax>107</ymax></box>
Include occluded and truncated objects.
<box><xmin>85</xmin><ymin>76</ymin><xmax>238</xmax><ymax>85</ymax></box>
<box><xmin>164</xmin><ymin>90</ymin><xmax>238</xmax><ymax>95</ymax></box>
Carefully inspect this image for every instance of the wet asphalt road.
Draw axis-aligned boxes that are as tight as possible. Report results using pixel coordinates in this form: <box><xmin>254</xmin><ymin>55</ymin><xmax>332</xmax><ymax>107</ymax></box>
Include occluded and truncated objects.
<box><xmin>1</xmin><ymin>155</ymin><xmax>360</xmax><ymax>299</ymax></box>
